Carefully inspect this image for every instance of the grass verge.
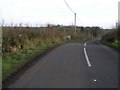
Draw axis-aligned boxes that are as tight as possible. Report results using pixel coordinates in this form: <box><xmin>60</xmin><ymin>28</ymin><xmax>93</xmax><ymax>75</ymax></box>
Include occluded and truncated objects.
<box><xmin>100</xmin><ymin>40</ymin><xmax>120</xmax><ymax>51</ymax></box>
<box><xmin>2</xmin><ymin>39</ymin><xmax>66</xmax><ymax>82</ymax></box>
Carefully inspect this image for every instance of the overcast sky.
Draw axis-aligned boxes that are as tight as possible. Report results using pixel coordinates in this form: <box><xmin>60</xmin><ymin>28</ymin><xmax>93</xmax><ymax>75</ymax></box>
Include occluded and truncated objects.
<box><xmin>0</xmin><ymin>0</ymin><xmax>119</xmax><ymax>28</ymax></box>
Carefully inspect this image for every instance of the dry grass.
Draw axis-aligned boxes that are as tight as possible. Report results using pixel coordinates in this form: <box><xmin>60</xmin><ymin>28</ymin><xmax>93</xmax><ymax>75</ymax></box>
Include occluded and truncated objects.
<box><xmin>2</xmin><ymin>27</ymin><xmax>65</xmax><ymax>55</ymax></box>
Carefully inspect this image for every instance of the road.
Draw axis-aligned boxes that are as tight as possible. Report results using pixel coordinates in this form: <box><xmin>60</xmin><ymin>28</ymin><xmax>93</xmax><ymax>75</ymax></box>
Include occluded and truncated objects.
<box><xmin>7</xmin><ymin>40</ymin><xmax>118</xmax><ymax>88</ymax></box>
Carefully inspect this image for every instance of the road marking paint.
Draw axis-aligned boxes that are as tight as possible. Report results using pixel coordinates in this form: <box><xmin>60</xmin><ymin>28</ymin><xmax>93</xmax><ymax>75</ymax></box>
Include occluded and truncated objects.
<box><xmin>84</xmin><ymin>46</ymin><xmax>92</xmax><ymax>67</ymax></box>
<box><xmin>84</xmin><ymin>43</ymin><xmax>87</xmax><ymax>47</ymax></box>
<box><xmin>94</xmin><ymin>79</ymin><xmax>97</xmax><ymax>82</ymax></box>
<box><xmin>91</xmin><ymin>79</ymin><xmax>98</xmax><ymax>83</ymax></box>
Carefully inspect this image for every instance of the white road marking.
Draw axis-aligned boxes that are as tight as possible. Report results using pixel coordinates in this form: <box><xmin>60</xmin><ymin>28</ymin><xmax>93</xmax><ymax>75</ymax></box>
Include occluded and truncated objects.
<box><xmin>84</xmin><ymin>42</ymin><xmax>87</xmax><ymax>47</ymax></box>
<box><xmin>94</xmin><ymin>79</ymin><xmax>97</xmax><ymax>82</ymax></box>
<box><xmin>84</xmin><ymin>43</ymin><xmax>92</xmax><ymax>67</ymax></box>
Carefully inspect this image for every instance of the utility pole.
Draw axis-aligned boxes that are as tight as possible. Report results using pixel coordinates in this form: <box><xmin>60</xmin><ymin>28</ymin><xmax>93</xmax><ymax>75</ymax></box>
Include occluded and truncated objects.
<box><xmin>118</xmin><ymin>1</ymin><xmax>120</xmax><ymax>27</ymax></box>
<box><xmin>0</xmin><ymin>10</ymin><xmax>3</xmax><ymax>27</ymax></box>
<box><xmin>74</xmin><ymin>13</ymin><xmax>76</xmax><ymax>39</ymax></box>
<box><xmin>2</xmin><ymin>19</ymin><xmax>4</xmax><ymax>27</ymax></box>
<box><xmin>64</xmin><ymin>0</ymin><xmax>76</xmax><ymax>39</ymax></box>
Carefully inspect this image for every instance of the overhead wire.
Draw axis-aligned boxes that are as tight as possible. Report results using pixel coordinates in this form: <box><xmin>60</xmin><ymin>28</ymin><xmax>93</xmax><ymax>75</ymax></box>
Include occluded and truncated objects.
<box><xmin>64</xmin><ymin>0</ymin><xmax>75</xmax><ymax>14</ymax></box>
<box><xmin>64</xmin><ymin>0</ymin><xmax>84</xmax><ymax>26</ymax></box>
<box><xmin>76</xmin><ymin>15</ymin><xmax>84</xmax><ymax>26</ymax></box>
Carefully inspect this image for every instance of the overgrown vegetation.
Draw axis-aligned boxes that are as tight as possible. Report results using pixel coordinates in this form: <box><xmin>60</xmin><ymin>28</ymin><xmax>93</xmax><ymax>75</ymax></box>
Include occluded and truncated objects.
<box><xmin>2</xmin><ymin>25</ymin><xmax>100</xmax><ymax>81</ymax></box>
<box><xmin>101</xmin><ymin>27</ymin><xmax>120</xmax><ymax>51</ymax></box>
<box><xmin>2</xmin><ymin>26</ymin><xmax>65</xmax><ymax>81</ymax></box>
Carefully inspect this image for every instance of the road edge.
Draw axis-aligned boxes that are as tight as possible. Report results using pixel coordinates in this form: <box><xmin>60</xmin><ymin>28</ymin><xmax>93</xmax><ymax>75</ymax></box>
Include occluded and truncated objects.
<box><xmin>2</xmin><ymin>42</ymin><xmax>67</xmax><ymax>88</ymax></box>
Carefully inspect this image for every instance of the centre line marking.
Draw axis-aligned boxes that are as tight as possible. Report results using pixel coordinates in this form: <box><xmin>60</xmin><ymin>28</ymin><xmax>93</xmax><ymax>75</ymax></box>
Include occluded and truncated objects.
<box><xmin>84</xmin><ymin>43</ymin><xmax>87</xmax><ymax>47</ymax></box>
<box><xmin>84</xmin><ymin>43</ymin><xmax>92</xmax><ymax>67</ymax></box>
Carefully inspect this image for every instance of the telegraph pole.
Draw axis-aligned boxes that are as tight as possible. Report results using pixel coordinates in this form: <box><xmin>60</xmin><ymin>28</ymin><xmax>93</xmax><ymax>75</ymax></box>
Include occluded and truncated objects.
<box><xmin>74</xmin><ymin>13</ymin><xmax>76</xmax><ymax>39</ymax></box>
<box><xmin>64</xmin><ymin>0</ymin><xmax>76</xmax><ymax>39</ymax></box>
<box><xmin>0</xmin><ymin>10</ymin><xmax>3</xmax><ymax>27</ymax></box>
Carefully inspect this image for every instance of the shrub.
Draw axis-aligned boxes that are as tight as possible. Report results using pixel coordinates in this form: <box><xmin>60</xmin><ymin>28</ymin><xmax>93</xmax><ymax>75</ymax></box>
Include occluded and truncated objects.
<box><xmin>2</xmin><ymin>27</ymin><xmax>65</xmax><ymax>55</ymax></box>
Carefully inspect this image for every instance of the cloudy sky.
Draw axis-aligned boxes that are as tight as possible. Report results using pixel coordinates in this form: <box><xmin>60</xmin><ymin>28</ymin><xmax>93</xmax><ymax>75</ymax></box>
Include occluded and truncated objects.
<box><xmin>0</xmin><ymin>0</ymin><xmax>119</xmax><ymax>28</ymax></box>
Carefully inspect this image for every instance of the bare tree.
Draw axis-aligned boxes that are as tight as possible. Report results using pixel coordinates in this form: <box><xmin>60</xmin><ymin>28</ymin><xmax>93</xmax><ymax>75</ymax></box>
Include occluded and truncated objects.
<box><xmin>19</xmin><ymin>22</ymin><xmax>22</xmax><ymax>30</ymax></box>
<box><xmin>11</xmin><ymin>19</ymin><xmax>14</xmax><ymax>27</ymax></box>
<box><xmin>25</xmin><ymin>23</ymin><xmax>29</xmax><ymax>28</ymax></box>
<box><xmin>2</xmin><ymin>19</ymin><xmax>4</xmax><ymax>27</ymax></box>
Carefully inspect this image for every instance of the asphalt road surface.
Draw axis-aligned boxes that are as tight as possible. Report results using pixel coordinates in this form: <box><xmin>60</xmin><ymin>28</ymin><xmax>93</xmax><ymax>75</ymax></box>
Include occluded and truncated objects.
<box><xmin>8</xmin><ymin>40</ymin><xmax>118</xmax><ymax>88</ymax></box>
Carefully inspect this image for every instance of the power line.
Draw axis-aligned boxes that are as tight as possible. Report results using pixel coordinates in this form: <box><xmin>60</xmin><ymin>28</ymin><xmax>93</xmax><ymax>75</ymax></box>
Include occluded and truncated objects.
<box><xmin>76</xmin><ymin>15</ymin><xmax>84</xmax><ymax>26</ymax></box>
<box><xmin>64</xmin><ymin>0</ymin><xmax>76</xmax><ymax>39</ymax></box>
<box><xmin>64</xmin><ymin>0</ymin><xmax>84</xmax><ymax>26</ymax></box>
<box><xmin>64</xmin><ymin>0</ymin><xmax>75</xmax><ymax>14</ymax></box>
